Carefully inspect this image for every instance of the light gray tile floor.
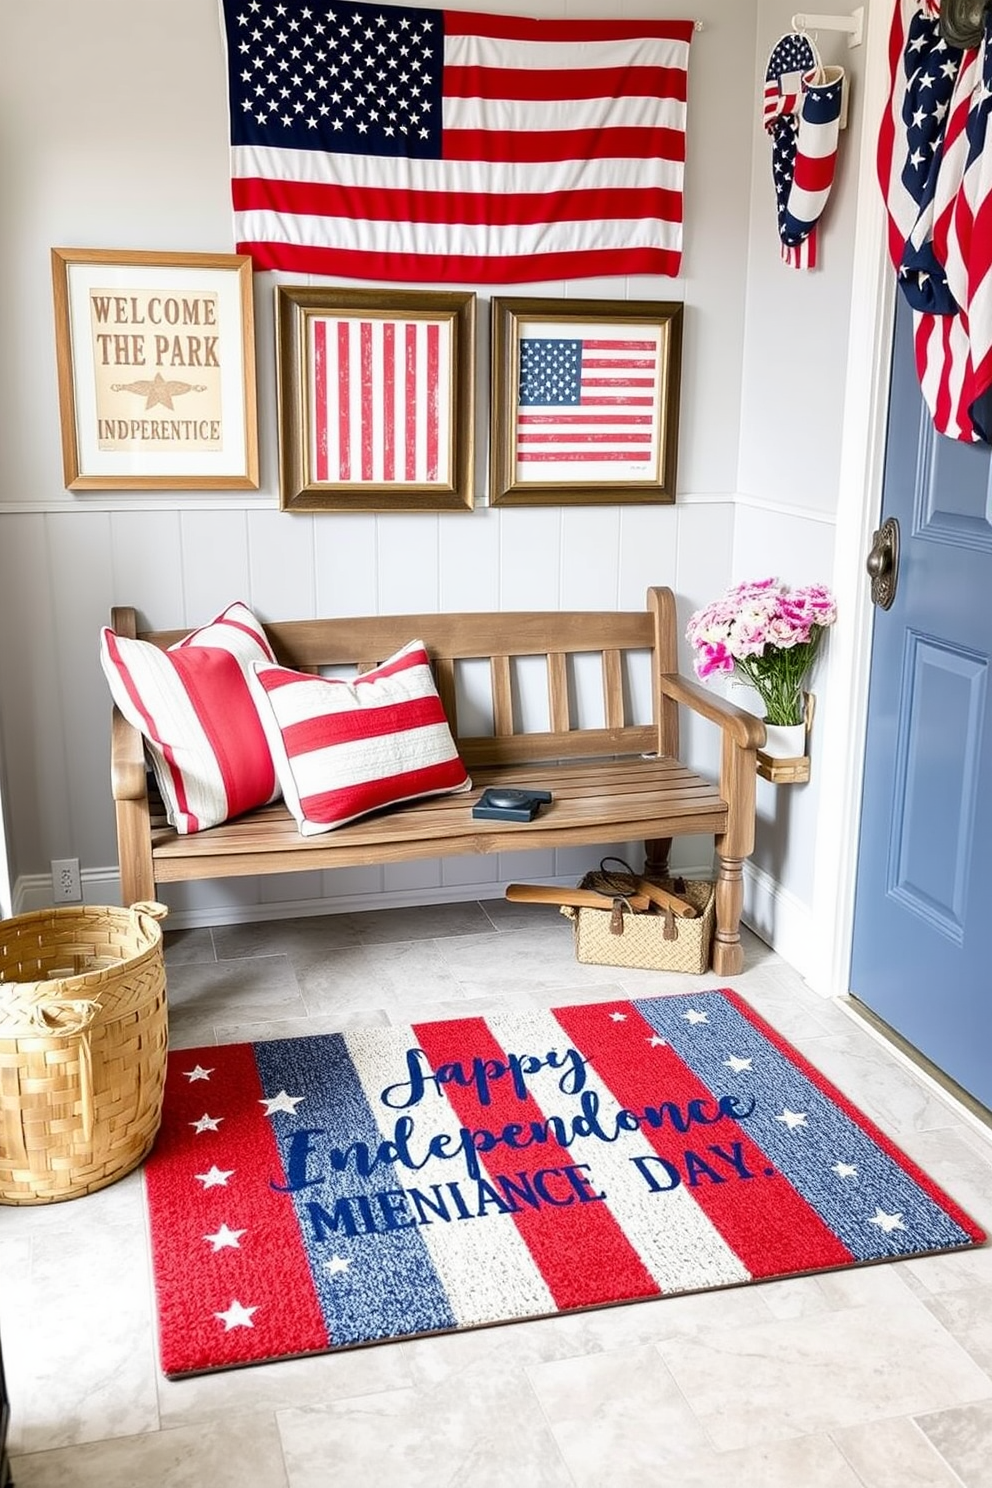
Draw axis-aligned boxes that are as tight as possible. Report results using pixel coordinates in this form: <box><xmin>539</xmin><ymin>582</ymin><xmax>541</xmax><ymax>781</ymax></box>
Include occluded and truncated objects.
<box><xmin>3</xmin><ymin>903</ymin><xmax>991</xmax><ymax>1487</ymax></box>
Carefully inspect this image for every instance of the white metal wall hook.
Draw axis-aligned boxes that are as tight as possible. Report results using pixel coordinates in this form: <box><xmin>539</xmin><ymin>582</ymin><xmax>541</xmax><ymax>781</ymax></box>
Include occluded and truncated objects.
<box><xmin>791</xmin><ymin>6</ymin><xmax>864</xmax><ymax>47</ymax></box>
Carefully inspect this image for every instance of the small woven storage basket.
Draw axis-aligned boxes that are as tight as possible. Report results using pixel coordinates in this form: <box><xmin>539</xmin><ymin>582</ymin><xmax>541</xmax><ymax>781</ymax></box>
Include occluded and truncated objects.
<box><xmin>563</xmin><ymin>869</ymin><xmax>715</xmax><ymax>975</ymax></box>
<box><xmin>0</xmin><ymin>902</ymin><xmax>168</xmax><ymax>1204</ymax></box>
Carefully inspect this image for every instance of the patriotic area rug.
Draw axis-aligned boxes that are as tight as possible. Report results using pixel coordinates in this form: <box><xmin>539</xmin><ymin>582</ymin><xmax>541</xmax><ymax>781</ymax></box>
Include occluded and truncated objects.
<box><xmin>144</xmin><ymin>989</ymin><xmax>985</xmax><ymax>1377</ymax></box>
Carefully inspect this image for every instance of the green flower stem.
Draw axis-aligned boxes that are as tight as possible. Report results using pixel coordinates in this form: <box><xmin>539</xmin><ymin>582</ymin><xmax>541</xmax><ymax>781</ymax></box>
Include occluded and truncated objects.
<box><xmin>734</xmin><ymin>632</ymin><xmax>824</xmax><ymax>726</ymax></box>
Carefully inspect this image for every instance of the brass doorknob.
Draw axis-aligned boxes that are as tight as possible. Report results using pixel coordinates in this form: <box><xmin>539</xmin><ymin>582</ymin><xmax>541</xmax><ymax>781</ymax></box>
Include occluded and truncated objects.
<box><xmin>866</xmin><ymin>517</ymin><xmax>899</xmax><ymax>609</ymax></box>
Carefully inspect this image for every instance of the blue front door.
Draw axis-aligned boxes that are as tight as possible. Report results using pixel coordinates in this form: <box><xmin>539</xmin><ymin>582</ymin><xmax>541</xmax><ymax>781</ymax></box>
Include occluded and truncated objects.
<box><xmin>850</xmin><ymin>294</ymin><xmax>992</xmax><ymax>1110</ymax></box>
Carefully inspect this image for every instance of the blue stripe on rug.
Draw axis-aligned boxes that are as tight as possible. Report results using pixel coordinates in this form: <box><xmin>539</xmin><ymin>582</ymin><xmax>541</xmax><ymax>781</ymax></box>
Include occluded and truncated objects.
<box><xmin>633</xmin><ymin>993</ymin><xmax>973</xmax><ymax>1258</ymax></box>
<box><xmin>253</xmin><ymin>1034</ymin><xmax>458</xmax><ymax>1344</ymax></box>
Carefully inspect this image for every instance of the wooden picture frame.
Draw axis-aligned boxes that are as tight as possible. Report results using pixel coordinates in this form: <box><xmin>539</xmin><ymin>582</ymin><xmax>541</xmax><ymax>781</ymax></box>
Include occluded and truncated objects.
<box><xmin>490</xmin><ymin>297</ymin><xmax>683</xmax><ymax>506</ymax></box>
<box><xmin>275</xmin><ymin>285</ymin><xmax>476</xmax><ymax>512</ymax></box>
<box><xmin>51</xmin><ymin>248</ymin><xmax>258</xmax><ymax>490</ymax></box>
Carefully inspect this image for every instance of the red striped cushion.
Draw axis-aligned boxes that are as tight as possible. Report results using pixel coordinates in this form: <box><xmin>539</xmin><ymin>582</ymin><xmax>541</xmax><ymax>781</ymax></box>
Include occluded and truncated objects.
<box><xmin>100</xmin><ymin>602</ymin><xmax>279</xmax><ymax>835</ymax></box>
<box><xmin>248</xmin><ymin>640</ymin><xmax>471</xmax><ymax>836</ymax></box>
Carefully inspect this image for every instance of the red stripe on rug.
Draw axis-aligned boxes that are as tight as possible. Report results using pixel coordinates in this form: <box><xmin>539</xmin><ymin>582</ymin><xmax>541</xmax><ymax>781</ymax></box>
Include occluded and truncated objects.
<box><xmin>145</xmin><ymin>1044</ymin><xmax>329</xmax><ymax>1375</ymax></box>
<box><xmin>715</xmin><ymin>988</ymin><xmax>987</xmax><ymax>1244</ymax></box>
<box><xmin>553</xmin><ymin>1001</ymin><xmax>856</xmax><ymax>1278</ymax></box>
<box><xmin>413</xmin><ymin>1017</ymin><xmax>660</xmax><ymax>1310</ymax></box>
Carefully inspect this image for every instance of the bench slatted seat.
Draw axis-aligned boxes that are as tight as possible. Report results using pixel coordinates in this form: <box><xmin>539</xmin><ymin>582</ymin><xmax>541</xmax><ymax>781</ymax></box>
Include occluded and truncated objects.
<box><xmin>110</xmin><ymin>586</ymin><xmax>765</xmax><ymax>975</ymax></box>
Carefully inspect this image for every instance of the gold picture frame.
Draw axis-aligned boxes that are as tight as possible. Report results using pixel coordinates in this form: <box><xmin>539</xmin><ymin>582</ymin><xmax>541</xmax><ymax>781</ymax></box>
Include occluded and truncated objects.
<box><xmin>490</xmin><ymin>297</ymin><xmax>683</xmax><ymax>506</ymax></box>
<box><xmin>51</xmin><ymin>248</ymin><xmax>258</xmax><ymax>490</ymax></box>
<box><xmin>275</xmin><ymin>285</ymin><xmax>476</xmax><ymax>512</ymax></box>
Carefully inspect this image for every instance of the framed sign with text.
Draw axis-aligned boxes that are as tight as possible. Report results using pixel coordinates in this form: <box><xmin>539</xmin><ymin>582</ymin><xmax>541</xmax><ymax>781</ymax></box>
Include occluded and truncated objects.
<box><xmin>51</xmin><ymin>248</ymin><xmax>259</xmax><ymax>490</ymax></box>
<box><xmin>490</xmin><ymin>297</ymin><xmax>683</xmax><ymax>506</ymax></box>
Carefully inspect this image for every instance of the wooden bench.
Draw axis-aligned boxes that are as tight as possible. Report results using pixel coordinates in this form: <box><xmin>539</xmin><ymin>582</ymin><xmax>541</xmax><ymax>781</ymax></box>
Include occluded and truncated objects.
<box><xmin>109</xmin><ymin>586</ymin><xmax>765</xmax><ymax>976</ymax></box>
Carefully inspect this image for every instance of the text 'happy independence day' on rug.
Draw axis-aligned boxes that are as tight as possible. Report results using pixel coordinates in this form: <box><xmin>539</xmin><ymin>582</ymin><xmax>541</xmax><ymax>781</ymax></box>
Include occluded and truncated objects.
<box><xmin>143</xmin><ymin>988</ymin><xmax>985</xmax><ymax>1377</ymax></box>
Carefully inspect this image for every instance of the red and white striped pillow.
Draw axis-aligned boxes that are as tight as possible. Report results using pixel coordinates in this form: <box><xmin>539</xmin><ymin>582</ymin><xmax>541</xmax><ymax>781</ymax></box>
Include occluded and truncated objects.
<box><xmin>100</xmin><ymin>602</ymin><xmax>280</xmax><ymax>835</ymax></box>
<box><xmin>247</xmin><ymin>640</ymin><xmax>471</xmax><ymax>836</ymax></box>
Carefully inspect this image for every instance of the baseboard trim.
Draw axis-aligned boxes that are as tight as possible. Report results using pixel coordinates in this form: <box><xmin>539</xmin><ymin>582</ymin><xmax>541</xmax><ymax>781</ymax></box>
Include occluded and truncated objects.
<box><xmin>13</xmin><ymin>861</ymin><xmax>720</xmax><ymax>932</ymax></box>
<box><xmin>742</xmin><ymin>859</ymin><xmax>819</xmax><ymax>990</ymax></box>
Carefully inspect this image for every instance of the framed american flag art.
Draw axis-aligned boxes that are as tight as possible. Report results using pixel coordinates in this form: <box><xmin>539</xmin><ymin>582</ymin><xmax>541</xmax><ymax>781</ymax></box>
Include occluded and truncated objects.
<box><xmin>274</xmin><ymin>286</ymin><xmax>476</xmax><ymax>512</ymax></box>
<box><xmin>490</xmin><ymin>298</ymin><xmax>683</xmax><ymax>507</ymax></box>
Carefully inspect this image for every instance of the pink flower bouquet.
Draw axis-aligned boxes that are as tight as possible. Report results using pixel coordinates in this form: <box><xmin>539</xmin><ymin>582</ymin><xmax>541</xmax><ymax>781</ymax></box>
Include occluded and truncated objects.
<box><xmin>686</xmin><ymin>578</ymin><xmax>837</xmax><ymax>726</ymax></box>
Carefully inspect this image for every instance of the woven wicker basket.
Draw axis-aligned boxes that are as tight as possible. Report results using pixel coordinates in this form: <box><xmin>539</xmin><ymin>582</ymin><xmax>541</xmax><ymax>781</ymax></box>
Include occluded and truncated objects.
<box><xmin>0</xmin><ymin>902</ymin><xmax>169</xmax><ymax>1204</ymax></box>
<box><xmin>562</xmin><ymin>871</ymin><xmax>715</xmax><ymax>975</ymax></box>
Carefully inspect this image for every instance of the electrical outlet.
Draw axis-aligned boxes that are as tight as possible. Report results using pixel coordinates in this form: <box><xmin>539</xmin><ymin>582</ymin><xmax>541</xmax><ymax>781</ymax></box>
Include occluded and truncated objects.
<box><xmin>51</xmin><ymin>857</ymin><xmax>82</xmax><ymax>903</ymax></box>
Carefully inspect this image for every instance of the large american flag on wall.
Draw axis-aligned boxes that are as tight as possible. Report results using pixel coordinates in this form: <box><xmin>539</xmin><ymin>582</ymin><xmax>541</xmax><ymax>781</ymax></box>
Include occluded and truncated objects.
<box><xmin>217</xmin><ymin>0</ymin><xmax>694</xmax><ymax>284</ymax></box>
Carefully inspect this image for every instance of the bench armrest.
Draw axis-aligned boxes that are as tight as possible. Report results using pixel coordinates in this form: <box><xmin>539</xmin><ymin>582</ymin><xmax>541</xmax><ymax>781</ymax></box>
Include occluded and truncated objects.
<box><xmin>110</xmin><ymin>706</ymin><xmax>149</xmax><ymax>801</ymax></box>
<box><xmin>658</xmin><ymin>672</ymin><xmax>767</xmax><ymax>750</ymax></box>
<box><xmin>658</xmin><ymin>670</ymin><xmax>765</xmax><ymax>866</ymax></box>
<box><xmin>110</xmin><ymin>705</ymin><xmax>157</xmax><ymax>905</ymax></box>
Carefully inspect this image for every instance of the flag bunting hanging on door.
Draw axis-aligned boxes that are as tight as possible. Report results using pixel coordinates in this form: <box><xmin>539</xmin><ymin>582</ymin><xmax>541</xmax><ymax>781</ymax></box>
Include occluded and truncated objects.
<box><xmin>217</xmin><ymin>0</ymin><xmax>695</xmax><ymax>285</ymax></box>
<box><xmin>878</xmin><ymin>0</ymin><xmax>992</xmax><ymax>444</ymax></box>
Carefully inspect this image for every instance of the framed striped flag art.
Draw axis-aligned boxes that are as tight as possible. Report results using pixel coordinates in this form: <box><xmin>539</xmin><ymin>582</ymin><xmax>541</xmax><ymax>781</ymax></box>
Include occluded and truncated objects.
<box><xmin>490</xmin><ymin>297</ymin><xmax>683</xmax><ymax>506</ymax></box>
<box><xmin>274</xmin><ymin>285</ymin><xmax>476</xmax><ymax>511</ymax></box>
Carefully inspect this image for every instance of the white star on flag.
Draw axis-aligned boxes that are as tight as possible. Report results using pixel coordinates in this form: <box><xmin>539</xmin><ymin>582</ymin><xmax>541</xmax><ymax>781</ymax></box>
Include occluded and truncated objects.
<box><xmin>776</xmin><ymin>1108</ymin><xmax>808</xmax><ymax>1130</ymax></box>
<box><xmin>183</xmin><ymin>1065</ymin><xmax>214</xmax><ymax>1082</ymax></box>
<box><xmin>195</xmin><ymin>1165</ymin><xmax>235</xmax><ymax>1189</ymax></box>
<box><xmin>324</xmin><ymin>1255</ymin><xmax>351</xmax><ymax>1275</ymax></box>
<box><xmin>259</xmin><ymin>1090</ymin><xmax>305</xmax><ymax>1115</ymax></box>
<box><xmin>190</xmin><ymin>1114</ymin><xmax>223</xmax><ymax>1134</ymax></box>
<box><xmin>609</xmin><ymin>1012</ymin><xmax>627</xmax><ymax>1022</ymax></box>
<box><xmin>869</xmin><ymin>1208</ymin><xmax>908</xmax><ymax>1234</ymax></box>
<box><xmin>215</xmin><ymin>1299</ymin><xmax>258</xmax><ymax>1331</ymax></box>
<box><xmin>723</xmin><ymin>1055</ymin><xmax>752</xmax><ymax>1073</ymax></box>
<box><xmin>646</xmin><ymin>1034</ymin><xmax>668</xmax><ymax>1047</ymax></box>
<box><xmin>832</xmin><ymin>1162</ymin><xmax>859</xmax><ymax>1180</ymax></box>
<box><xmin>684</xmin><ymin>1009</ymin><xmax>708</xmax><ymax>1025</ymax></box>
<box><xmin>203</xmin><ymin>1224</ymin><xmax>246</xmax><ymax>1252</ymax></box>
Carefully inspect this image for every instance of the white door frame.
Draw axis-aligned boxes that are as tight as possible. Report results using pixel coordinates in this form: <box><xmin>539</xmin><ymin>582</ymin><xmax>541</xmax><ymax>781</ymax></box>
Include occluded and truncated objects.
<box><xmin>807</xmin><ymin>0</ymin><xmax>899</xmax><ymax>999</ymax></box>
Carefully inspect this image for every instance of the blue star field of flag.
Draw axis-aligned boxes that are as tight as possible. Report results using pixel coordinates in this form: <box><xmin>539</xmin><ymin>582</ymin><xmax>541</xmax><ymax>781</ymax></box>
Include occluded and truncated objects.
<box><xmin>896</xmin><ymin>11</ymin><xmax>963</xmax><ymax>313</ymax></box>
<box><xmin>518</xmin><ymin>340</ymin><xmax>583</xmax><ymax>407</ymax></box>
<box><xmin>222</xmin><ymin>0</ymin><xmax>444</xmax><ymax>157</ymax></box>
<box><xmin>900</xmin><ymin>12</ymin><xmax>960</xmax><ymax>207</ymax></box>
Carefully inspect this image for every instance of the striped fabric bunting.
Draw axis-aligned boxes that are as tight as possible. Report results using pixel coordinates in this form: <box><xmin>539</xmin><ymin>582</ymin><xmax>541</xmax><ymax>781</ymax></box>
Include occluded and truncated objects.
<box><xmin>763</xmin><ymin>33</ymin><xmax>843</xmax><ymax>272</ymax></box>
<box><xmin>143</xmin><ymin>989</ymin><xmax>984</xmax><ymax>1377</ymax></box>
<box><xmin>876</xmin><ymin>0</ymin><xmax>992</xmax><ymax>443</ymax></box>
<box><xmin>778</xmin><ymin>68</ymin><xmax>845</xmax><ymax>269</ymax></box>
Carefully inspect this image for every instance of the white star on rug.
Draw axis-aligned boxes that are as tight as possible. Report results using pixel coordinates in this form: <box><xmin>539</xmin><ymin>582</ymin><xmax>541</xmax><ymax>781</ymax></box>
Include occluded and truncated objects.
<box><xmin>684</xmin><ymin>1009</ymin><xmax>708</xmax><ymax>1025</ymax></box>
<box><xmin>723</xmin><ymin>1055</ymin><xmax>752</xmax><ymax>1073</ymax></box>
<box><xmin>609</xmin><ymin>1012</ymin><xmax>627</xmax><ymax>1022</ymax></box>
<box><xmin>203</xmin><ymin>1224</ymin><xmax>246</xmax><ymax>1252</ymax></box>
<box><xmin>195</xmin><ymin>1165</ymin><xmax>234</xmax><ymax>1189</ymax></box>
<box><xmin>183</xmin><ymin>1065</ymin><xmax>214</xmax><ymax>1082</ymax></box>
<box><xmin>215</xmin><ymin>1299</ymin><xmax>257</xmax><ymax>1331</ymax></box>
<box><xmin>869</xmin><ymin>1208</ymin><xmax>907</xmax><ymax>1234</ymax></box>
<box><xmin>190</xmin><ymin>1113</ymin><xmax>223</xmax><ymax>1134</ymax></box>
<box><xmin>259</xmin><ymin>1090</ymin><xmax>305</xmax><ymax>1115</ymax></box>
<box><xmin>832</xmin><ymin>1161</ymin><xmax>859</xmax><ymax>1180</ymax></box>
<box><xmin>776</xmin><ymin>1108</ymin><xmax>808</xmax><ymax>1130</ymax></box>
<box><xmin>646</xmin><ymin>1034</ymin><xmax>668</xmax><ymax>1047</ymax></box>
<box><xmin>324</xmin><ymin>1255</ymin><xmax>351</xmax><ymax>1275</ymax></box>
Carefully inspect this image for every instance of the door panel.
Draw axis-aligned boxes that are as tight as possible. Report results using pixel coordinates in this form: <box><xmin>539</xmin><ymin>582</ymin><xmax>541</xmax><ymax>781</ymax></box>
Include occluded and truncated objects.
<box><xmin>851</xmin><ymin>294</ymin><xmax>992</xmax><ymax>1110</ymax></box>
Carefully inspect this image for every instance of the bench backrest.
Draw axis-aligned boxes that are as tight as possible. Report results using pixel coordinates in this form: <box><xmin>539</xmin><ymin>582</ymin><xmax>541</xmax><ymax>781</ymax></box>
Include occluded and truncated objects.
<box><xmin>116</xmin><ymin>586</ymin><xmax>680</xmax><ymax>770</ymax></box>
